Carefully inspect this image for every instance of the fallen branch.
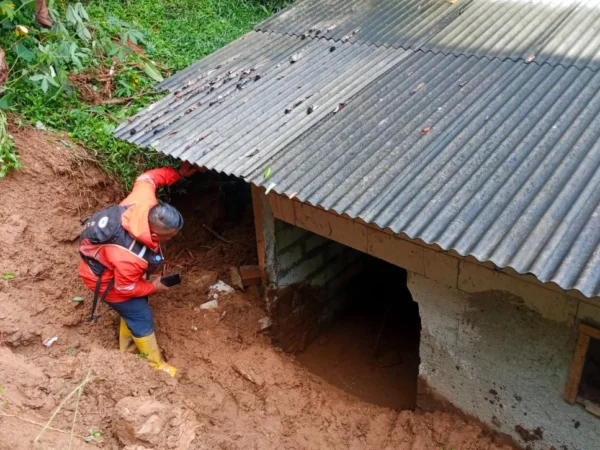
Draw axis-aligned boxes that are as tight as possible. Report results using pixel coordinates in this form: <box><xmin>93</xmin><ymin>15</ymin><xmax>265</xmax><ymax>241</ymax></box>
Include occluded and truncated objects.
<box><xmin>97</xmin><ymin>94</ymin><xmax>149</xmax><ymax>105</ymax></box>
<box><xmin>202</xmin><ymin>224</ymin><xmax>231</xmax><ymax>243</ymax></box>
<box><xmin>0</xmin><ymin>413</ymin><xmax>86</xmax><ymax>438</ymax></box>
<box><xmin>34</xmin><ymin>368</ymin><xmax>94</xmax><ymax>443</ymax></box>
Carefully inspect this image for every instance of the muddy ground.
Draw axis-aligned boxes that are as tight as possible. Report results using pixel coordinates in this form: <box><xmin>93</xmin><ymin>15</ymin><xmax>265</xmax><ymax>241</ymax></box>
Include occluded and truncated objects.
<box><xmin>0</xmin><ymin>123</ymin><xmax>517</xmax><ymax>449</ymax></box>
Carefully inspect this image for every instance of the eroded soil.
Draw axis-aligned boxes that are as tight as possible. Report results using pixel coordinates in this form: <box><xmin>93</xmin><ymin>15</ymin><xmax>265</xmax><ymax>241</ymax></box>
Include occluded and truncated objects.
<box><xmin>0</xmin><ymin>123</ymin><xmax>516</xmax><ymax>450</ymax></box>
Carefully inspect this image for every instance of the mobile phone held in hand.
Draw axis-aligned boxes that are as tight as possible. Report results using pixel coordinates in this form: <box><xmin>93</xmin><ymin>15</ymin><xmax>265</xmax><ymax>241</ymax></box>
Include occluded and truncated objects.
<box><xmin>160</xmin><ymin>273</ymin><xmax>181</xmax><ymax>287</ymax></box>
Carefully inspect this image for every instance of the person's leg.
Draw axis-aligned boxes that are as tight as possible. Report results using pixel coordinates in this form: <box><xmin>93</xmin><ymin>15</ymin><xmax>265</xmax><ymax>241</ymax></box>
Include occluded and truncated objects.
<box><xmin>106</xmin><ymin>297</ymin><xmax>154</xmax><ymax>338</ymax></box>
<box><xmin>107</xmin><ymin>298</ymin><xmax>176</xmax><ymax>376</ymax></box>
<box><xmin>119</xmin><ymin>318</ymin><xmax>137</xmax><ymax>353</ymax></box>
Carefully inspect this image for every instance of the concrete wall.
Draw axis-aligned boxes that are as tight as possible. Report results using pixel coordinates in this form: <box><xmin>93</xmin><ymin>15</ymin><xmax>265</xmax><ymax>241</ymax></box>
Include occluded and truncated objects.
<box><xmin>410</xmin><ymin>270</ymin><xmax>600</xmax><ymax>450</ymax></box>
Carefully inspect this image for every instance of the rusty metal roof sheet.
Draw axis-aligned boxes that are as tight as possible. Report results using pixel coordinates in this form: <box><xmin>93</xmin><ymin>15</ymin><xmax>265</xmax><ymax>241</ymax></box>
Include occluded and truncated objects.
<box><xmin>258</xmin><ymin>0</ymin><xmax>600</xmax><ymax>70</ymax></box>
<box><xmin>250</xmin><ymin>50</ymin><xmax>600</xmax><ymax>297</ymax></box>
<box><xmin>115</xmin><ymin>32</ymin><xmax>408</xmax><ymax>176</ymax></box>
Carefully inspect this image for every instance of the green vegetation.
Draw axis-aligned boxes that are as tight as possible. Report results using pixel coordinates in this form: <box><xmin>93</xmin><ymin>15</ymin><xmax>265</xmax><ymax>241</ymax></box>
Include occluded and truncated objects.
<box><xmin>0</xmin><ymin>110</ymin><xmax>19</xmax><ymax>177</ymax></box>
<box><xmin>0</xmin><ymin>0</ymin><xmax>287</xmax><ymax>186</ymax></box>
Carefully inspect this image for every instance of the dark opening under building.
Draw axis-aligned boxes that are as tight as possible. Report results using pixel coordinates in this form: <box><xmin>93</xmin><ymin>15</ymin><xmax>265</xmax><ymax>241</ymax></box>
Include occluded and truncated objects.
<box><xmin>115</xmin><ymin>1</ymin><xmax>600</xmax><ymax>448</ymax></box>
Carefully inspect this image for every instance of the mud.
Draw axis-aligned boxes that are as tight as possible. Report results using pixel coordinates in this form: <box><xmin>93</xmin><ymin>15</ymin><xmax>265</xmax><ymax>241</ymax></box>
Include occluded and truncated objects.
<box><xmin>0</xmin><ymin>123</ymin><xmax>516</xmax><ymax>450</ymax></box>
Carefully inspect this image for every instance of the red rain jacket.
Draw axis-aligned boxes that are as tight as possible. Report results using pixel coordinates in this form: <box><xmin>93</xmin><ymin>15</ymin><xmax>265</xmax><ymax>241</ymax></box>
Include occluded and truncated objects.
<box><xmin>78</xmin><ymin>167</ymin><xmax>181</xmax><ymax>302</ymax></box>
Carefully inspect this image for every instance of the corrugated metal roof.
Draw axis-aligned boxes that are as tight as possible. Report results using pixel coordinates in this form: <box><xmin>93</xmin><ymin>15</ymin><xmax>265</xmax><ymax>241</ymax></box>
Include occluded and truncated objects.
<box><xmin>115</xmin><ymin>3</ymin><xmax>600</xmax><ymax>298</ymax></box>
<box><xmin>115</xmin><ymin>32</ymin><xmax>408</xmax><ymax>176</ymax></box>
<box><xmin>250</xmin><ymin>50</ymin><xmax>600</xmax><ymax>297</ymax></box>
<box><xmin>258</xmin><ymin>0</ymin><xmax>600</xmax><ymax>70</ymax></box>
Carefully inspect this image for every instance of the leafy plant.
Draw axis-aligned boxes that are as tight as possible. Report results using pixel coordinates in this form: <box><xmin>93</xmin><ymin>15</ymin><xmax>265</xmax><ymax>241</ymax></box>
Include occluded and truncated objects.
<box><xmin>0</xmin><ymin>111</ymin><xmax>20</xmax><ymax>177</ymax></box>
<box><xmin>0</xmin><ymin>0</ymin><xmax>289</xmax><ymax>186</ymax></box>
<box><xmin>2</xmin><ymin>272</ymin><xmax>15</xmax><ymax>280</ymax></box>
<box><xmin>84</xmin><ymin>428</ymin><xmax>103</xmax><ymax>442</ymax></box>
<box><xmin>137</xmin><ymin>352</ymin><xmax>148</xmax><ymax>360</ymax></box>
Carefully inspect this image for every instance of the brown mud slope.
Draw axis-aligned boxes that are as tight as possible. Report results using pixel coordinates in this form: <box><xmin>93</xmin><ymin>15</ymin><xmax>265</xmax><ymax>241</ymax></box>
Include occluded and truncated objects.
<box><xmin>0</xmin><ymin>124</ymin><xmax>516</xmax><ymax>450</ymax></box>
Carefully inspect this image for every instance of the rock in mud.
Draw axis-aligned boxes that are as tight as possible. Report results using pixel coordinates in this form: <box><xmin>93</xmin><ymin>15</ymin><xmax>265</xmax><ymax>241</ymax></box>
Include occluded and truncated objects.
<box><xmin>200</xmin><ymin>299</ymin><xmax>218</xmax><ymax>310</ymax></box>
<box><xmin>114</xmin><ymin>396</ymin><xmax>199</xmax><ymax>449</ymax></box>
<box><xmin>0</xmin><ymin>215</ymin><xmax>27</xmax><ymax>246</ymax></box>
<box><xmin>6</xmin><ymin>330</ymin><xmax>23</xmax><ymax>346</ymax></box>
<box><xmin>193</xmin><ymin>271</ymin><xmax>218</xmax><ymax>293</ymax></box>
<box><xmin>258</xmin><ymin>316</ymin><xmax>272</xmax><ymax>330</ymax></box>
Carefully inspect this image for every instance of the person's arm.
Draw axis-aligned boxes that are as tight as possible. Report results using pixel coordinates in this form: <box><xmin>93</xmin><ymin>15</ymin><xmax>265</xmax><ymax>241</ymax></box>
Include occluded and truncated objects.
<box><xmin>123</xmin><ymin>163</ymin><xmax>199</xmax><ymax>205</ymax></box>
<box><xmin>135</xmin><ymin>167</ymin><xmax>181</xmax><ymax>190</ymax></box>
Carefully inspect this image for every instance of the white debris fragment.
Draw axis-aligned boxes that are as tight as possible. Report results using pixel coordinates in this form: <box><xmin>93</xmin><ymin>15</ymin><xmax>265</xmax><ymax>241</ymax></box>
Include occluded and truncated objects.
<box><xmin>209</xmin><ymin>280</ymin><xmax>234</xmax><ymax>293</ymax></box>
<box><xmin>200</xmin><ymin>300</ymin><xmax>219</xmax><ymax>310</ymax></box>
<box><xmin>43</xmin><ymin>336</ymin><xmax>58</xmax><ymax>347</ymax></box>
<box><xmin>258</xmin><ymin>317</ymin><xmax>272</xmax><ymax>330</ymax></box>
<box><xmin>208</xmin><ymin>280</ymin><xmax>235</xmax><ymax>301</ymax></box>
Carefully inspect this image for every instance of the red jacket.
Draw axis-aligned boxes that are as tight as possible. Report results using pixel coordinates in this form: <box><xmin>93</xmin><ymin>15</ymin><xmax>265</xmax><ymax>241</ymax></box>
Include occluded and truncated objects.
<box><xmin>78</xmin><ymin>167</ymin><xmax>181</xmax><ymax>302</ymax></box>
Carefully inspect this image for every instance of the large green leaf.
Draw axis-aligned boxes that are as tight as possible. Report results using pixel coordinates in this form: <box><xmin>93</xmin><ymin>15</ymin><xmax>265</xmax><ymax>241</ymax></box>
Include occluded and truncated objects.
<box><xmin>0</xmin><ymin>94</ymin><xmax>14</xmax><ymax>110</ymax></box>
<box><xmin>142</xmin><ymin>61</ymin><xmax>163</xmax><ymax>82</ymax></box>
<box><xmin>15</xmin><ymin>44</ymin><xmax>35</xmax><ymax>62</ymax></box>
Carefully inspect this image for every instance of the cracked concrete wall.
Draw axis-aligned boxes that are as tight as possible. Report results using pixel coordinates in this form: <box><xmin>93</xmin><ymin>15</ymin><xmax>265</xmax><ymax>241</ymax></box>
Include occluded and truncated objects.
<box><xmin>410</xmin><ymin>272</ymin><xmax>600</xmax><ymax>450</ymax></box>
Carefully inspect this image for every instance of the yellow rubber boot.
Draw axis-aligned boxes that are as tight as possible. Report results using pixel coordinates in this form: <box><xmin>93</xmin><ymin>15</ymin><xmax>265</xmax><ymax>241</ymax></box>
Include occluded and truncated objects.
<box><xmin>119</xmin><ymin>319</ymin><xmax>137</xmax><ymax>353</ymax></box>
<box><xmin>132</xmin><ymin>332</ymin><xmax>177</xmax><ymax>377</ymax></box>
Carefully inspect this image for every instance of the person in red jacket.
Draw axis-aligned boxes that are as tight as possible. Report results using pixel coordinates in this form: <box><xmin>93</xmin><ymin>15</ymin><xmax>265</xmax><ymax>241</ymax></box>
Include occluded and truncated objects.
<box><xmin>79</xmin><ymin>162</ymin><xmax>198</xmax><ymax>376</ymax></box>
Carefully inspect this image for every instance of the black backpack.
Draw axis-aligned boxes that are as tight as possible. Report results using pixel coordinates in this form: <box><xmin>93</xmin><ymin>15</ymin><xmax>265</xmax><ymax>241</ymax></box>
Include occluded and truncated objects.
<box><xmin>79</xmin><ymin>205</ymin><xmax>161</xmax><ymax>321</ymax></box>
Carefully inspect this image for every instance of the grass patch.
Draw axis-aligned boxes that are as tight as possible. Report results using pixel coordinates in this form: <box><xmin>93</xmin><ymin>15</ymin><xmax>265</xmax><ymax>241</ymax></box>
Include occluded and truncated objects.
<box><xmin>3</xmin><ymin>0</ymin><xmax>288</xmax><ymax>187</ymax></box>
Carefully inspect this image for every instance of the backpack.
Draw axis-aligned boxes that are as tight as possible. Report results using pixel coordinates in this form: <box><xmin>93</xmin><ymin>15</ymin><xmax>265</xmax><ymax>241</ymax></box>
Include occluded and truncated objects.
<box><xmin>79</xmin><ymin>205</ymin><xmax>162</xmax><ymax>321</ymax></box>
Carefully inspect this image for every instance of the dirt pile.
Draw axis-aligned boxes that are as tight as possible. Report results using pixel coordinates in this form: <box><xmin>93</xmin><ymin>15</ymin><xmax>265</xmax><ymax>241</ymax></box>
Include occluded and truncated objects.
<box><xmin>0</xmin><ymin>123</ymin><xmax>516</xmax><ymax>450</ymax></box>
<box><xmin>114</xmin><ymin>396</ymin><xmax>198</xmax><ymax>449</ymax></box>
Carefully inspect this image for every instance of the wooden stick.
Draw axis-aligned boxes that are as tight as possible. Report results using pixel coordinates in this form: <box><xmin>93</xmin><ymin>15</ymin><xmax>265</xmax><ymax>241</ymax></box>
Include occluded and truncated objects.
<box><xmin>202</xmin><ymin>224</ymin><xmax>231</xmax><ymax>243</ymax></box>
<box><xmin>34</xmin><ymin>369</ymin><xmax>94</xmax><ymax>443</ymax></box>
<box><xmin>0</xmin><ymin>413</ymin><xmax>86</xmax><ymax>438</ymax></box>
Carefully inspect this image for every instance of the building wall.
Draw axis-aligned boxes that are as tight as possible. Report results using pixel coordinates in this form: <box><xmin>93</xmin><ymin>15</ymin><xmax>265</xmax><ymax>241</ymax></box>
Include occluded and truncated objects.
<box><xmin>410</xmin><ymin>270</ymin><xmax>600</xmax><ymax>450</ymax></box>
<box><xmin>252</xmin><ymin>188</ymin><xmax>600</xmax><ymax>448</ymax></box>
<box><xmin>267</xmin><ymin>219</ymin><xmax>364</xmax><ymax>352</ymax></box>
<box><xmin>274</xmin><ymin>219</ymin><xmax>363</xmax><ymax>290</ymax></box>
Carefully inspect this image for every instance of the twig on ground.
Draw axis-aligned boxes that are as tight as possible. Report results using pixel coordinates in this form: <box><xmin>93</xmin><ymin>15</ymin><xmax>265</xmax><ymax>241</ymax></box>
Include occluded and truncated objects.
<box><xmin>0</xmin><ymin>413</ymin><xmax>86</xmax><ymax>438</ymax></box>
<box><xmin>11</xmin><ymin>275</ymin><xmax>47</xmax><ymax>284</ymax></box>
<box><xmin>68</xmin><ymin>372</ymin><xmax>86</xmax><ymax>450</ymax></box>
<box><xmin>34</xmin><ymin>368</ymin><xmax>94</xmax><ymax>443</ymax></box>
<box><xmin>337</xmin><ymin>374</ymin><xmax>354</xmax><ymax>392</ymax></box>
<box><xmin>202</xmin><ymin>224</ymin><xmax>231</xmax><ymax>243</ymax></box>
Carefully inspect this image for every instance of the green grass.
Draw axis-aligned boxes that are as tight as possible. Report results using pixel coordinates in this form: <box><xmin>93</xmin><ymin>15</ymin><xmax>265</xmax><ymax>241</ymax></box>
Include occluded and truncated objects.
<box><xmin>100</xmin><ymin>0</ymin><xmax>287</xmax><ymax>72</ymax></box>
<box><xmin>8</xmin><ymin>0</ymin><xmax>288</xmax><ymax>188</ymax></box>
